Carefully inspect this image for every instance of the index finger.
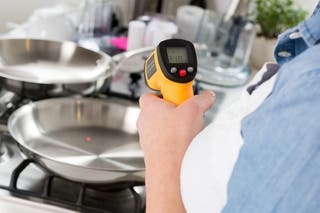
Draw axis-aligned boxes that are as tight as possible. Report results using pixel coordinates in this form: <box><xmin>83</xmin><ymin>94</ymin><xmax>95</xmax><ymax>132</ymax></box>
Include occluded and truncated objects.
<box><xmin>139</xmin><ymin>93</ymin><xmax>175</xmax><ymax>109</ymax></box>
<box><xmin>139</xmin><ymin>93</ymin><xmax>161</xmax><ymax>108</ymax></box>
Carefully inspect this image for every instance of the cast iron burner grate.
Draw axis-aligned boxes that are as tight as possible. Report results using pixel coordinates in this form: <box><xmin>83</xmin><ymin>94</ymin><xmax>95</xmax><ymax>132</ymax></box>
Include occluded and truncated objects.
<box><xmin>0</xmin><ymin>158</ymin><xmax>145</xmax><ymax>213</ymax></box>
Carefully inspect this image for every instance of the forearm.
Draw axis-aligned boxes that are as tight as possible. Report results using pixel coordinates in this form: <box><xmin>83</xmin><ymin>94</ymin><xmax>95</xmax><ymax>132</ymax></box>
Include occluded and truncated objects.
<box><xmin>144</xmin><ymin>152</ymin><xmax>185</xmax><ymax>213</ymax></box>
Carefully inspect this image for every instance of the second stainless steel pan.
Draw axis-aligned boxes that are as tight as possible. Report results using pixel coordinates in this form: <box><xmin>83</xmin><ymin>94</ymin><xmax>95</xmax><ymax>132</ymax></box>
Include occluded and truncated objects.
<box><xmin>0</xmin><ymin>38</ymin><xmax>152</xmax><ymax>98</ymax></box>
<box><xmin>8</xmin><ymin>97</ymin><xmax>144</xmax><ymax>184</ymax></box>
<box><xmin>0</xmin><ymin>38</ymin><xmax>112</xmax><ymax>98</ymax></box>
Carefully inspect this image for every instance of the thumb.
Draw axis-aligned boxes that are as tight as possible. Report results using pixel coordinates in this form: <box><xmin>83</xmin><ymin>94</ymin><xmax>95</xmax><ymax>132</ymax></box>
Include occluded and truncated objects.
<box><xmin>180</xmin><ymin>90</ymin><xmax>216</xmax><ymax>113</ymax></box>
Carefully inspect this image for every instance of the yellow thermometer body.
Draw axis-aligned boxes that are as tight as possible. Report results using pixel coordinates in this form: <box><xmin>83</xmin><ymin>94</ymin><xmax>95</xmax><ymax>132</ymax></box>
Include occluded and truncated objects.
<box><xmin>144</xmin><ymin>39</ymin><xmax>197</xmax><ymax>105</ymax></box>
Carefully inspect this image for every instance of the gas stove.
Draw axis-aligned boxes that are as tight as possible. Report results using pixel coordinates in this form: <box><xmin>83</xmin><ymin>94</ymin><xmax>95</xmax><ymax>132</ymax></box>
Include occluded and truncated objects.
<box><xmin>0</xmin><ymin>88</ymin><xmax>146</xmax><ymax>213</ymax></box>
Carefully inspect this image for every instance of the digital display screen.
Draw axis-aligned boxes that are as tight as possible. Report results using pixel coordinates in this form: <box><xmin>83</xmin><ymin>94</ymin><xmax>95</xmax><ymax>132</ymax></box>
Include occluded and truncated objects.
<box><xmin>166</xmin><ymin>47</ymin><xmax>188</xmax><ymax>64</ymax></box>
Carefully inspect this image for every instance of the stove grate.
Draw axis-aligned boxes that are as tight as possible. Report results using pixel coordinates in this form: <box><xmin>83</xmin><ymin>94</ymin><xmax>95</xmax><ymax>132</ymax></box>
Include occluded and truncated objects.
<box><xmin>0</xmin><ymin>159</ymin><xmax>145</xmax><ymax>213</ymax></box>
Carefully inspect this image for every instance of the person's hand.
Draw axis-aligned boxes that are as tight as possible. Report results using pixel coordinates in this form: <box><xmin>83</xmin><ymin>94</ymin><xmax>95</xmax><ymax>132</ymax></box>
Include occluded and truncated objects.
<box><xmin>137</xmin><ymin>90</ymin><xmax>216</xmax><ymax>164</ymax></box>
<box><xmin>137</xmin><ymin>90</ymin><xmax>215</xmax><ymax>213</ymax></box>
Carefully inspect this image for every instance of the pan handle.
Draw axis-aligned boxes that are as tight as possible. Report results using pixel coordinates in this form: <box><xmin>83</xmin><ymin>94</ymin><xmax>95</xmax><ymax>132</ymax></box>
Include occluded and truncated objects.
<box><xmin>110</xmin><ymin>44</ymin><xmax>208</xmax><ymax>74</ymax></box>
<box><xmin>111</xmin><ymin>46</ymin><xmax>154</xmax><ymax>73</ymax></box>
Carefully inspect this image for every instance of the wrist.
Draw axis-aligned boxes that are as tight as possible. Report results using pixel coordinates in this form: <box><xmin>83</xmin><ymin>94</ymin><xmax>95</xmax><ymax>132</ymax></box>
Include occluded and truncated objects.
<box><xmin>144</xmin><ymin>156</ymin><xmax>185</xmax><ymax>213</ymax></box>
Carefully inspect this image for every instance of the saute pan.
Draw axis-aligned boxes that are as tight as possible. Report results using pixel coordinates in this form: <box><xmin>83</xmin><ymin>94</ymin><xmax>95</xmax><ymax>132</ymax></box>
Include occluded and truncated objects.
<box><xmin>8</xmin><ymin>97</ymin><xmax>144</xmax><ymax>184</ymax></box>
<box><xmin>0</xmin><ymin>38</ymin><xmax>152</xmax><ymax>99</ymax></box>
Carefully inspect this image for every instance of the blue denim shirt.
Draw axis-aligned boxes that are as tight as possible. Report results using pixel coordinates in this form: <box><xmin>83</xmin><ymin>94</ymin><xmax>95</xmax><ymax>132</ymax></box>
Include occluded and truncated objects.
<box><xmin>223</xmin><ymin>3</ymin><xmax>320</xmax><ymax>213</ymax></box>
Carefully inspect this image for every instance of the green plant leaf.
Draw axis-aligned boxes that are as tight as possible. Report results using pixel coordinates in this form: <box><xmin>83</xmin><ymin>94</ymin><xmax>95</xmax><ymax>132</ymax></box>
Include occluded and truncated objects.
<box><xmin>254</xmin><ymin>0</ymin><xmax>307</xmax><ymax>38</ymax></box>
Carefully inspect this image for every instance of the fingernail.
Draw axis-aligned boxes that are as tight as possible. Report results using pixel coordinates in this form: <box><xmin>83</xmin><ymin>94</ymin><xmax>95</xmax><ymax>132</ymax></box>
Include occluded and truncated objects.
<box><xmin>202</xmin><ymin>90</ymin><xmax>216</xmax><ymax>98</ymax></box>
<box><xmin>208</xmin><ymin>90</ymin><xmax>216</xmax><ymax>98</ymax></box>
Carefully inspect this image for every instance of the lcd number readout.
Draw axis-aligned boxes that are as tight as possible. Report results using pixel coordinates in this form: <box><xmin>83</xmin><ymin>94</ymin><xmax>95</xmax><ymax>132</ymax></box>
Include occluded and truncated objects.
<box><xmin>166</xmin><ymin>47</ymin><xmax>188</xmax><ymax>64</ymax></box>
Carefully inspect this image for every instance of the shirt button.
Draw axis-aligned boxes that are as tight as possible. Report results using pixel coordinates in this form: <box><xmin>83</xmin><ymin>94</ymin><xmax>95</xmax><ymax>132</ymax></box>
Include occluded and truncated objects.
<box><xmin>289</xmin><ymin>31</ymin><xmax>301</xmax><ymax>40</ymax></box>
<box><xmin>278</xmin><ymin>51</ymin><xmax>292</xmax><ymax>57</ymax></box>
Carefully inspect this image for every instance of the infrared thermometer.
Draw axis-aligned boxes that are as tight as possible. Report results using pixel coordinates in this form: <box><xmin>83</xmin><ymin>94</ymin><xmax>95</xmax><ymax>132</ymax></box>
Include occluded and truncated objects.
<box><xmin>144</xmin><ymin>39</ymin><xmax>197</xmax><ymax>105</ymax></box>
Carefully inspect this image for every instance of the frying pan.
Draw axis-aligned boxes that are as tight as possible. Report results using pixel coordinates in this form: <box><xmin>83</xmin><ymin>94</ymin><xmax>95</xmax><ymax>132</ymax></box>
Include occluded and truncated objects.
<box><xmin>8</xmin><ymin>97</ymin><xmax>144</xmax><ymax>184</ymax></box>
<box><xmin>0</xmin><ymin>38</ymin><xmax>152</xmax><ymax>98</ymax></box>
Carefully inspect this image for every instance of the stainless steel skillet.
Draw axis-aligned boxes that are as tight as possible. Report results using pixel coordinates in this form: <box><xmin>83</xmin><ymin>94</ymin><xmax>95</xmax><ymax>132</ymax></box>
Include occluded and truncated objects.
<box><xmin>0</xmin><ymin>38</ymin><xmax>152</xmax><ymax>98</ymax></box>
<box><xmin>8</xmin><ymin>97</ymin><xmax>144</xmax><ymax>184</ymax></box>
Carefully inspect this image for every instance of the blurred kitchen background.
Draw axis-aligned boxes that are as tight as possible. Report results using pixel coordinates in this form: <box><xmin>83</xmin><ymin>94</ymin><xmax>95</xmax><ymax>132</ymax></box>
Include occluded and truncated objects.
<box><xmin>0</xmin><ymin>0</ymin><xmax>316</xmax><ymax>33</ymax></box>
